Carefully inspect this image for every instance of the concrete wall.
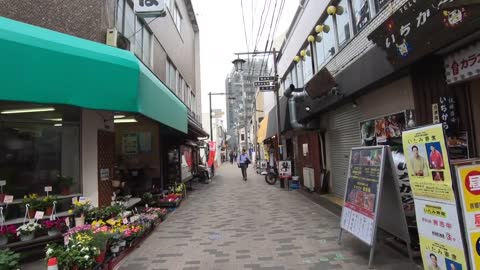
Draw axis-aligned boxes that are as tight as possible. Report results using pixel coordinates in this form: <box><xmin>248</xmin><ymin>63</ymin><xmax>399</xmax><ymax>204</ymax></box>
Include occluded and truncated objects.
<box><xmin>0</xmin><ymin>0</ymin><xmax>116</xmax><ymax>43</ymax></box>
<box><xmin>81</xmin><ymin>109</ymin><xmax>114</xmax><ymax>207</ymax></box>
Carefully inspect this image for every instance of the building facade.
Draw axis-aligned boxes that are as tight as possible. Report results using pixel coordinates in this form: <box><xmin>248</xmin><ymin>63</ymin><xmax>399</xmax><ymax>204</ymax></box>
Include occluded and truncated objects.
<box><xmin>0</xmin><ymin>0</ymin><xmax>205</xmax><ymax>207</ymax></box>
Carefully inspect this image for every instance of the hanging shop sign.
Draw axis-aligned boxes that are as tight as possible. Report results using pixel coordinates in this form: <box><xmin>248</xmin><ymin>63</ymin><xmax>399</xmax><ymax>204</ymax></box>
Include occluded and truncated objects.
<box><xmin>339</xmin><ymin>146</ymin><xmax>412</xmax><ymax>268</ymax></box>
<box><xmin>402</xmin><ymin>124</ymin><xmax>455</xmax><ymax>202</ymax></box>
<box><xmin>133</xmin><ymin>0</ymin><xmax>167</xmax><ymax>17</ymax></box>
<box><xmin>456</xmin><ymin>163</ymin><xmax>480</xmax><ymax>269</ymax></box>
<box><xmin>368</xmin><ymin>0</ymin><xmax>480</xmax><ymax>69</ymax></box>
<box><xmin>279</xmin><ymin>160</ymin><xmax>292</xmax><ymax>179</ymax></box>
<box><xmin>403</xmin><ymin>124</ymin><xmax>469</xmax><ymax>270</ymax></box>
<box><xmin>207</xmin><ymin>141</ymin><xmax>216</xmax><ymax>168</ymax></box>
<box><xmin>445</xmin><ymin>41</ymin><xmax>480</xmax><ymax>84</ymax></box>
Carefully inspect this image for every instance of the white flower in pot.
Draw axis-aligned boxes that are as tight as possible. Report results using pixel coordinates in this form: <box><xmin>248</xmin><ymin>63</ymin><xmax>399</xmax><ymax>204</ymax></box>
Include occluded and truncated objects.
<box><xmin>16</xmin><ymin>223</ymin><xmax>41</xmax><ymax>242</ymax></box>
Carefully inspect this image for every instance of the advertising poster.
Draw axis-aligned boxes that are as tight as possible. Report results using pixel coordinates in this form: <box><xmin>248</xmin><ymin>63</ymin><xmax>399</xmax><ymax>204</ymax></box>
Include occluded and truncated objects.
<box><xmin>181</xmin><ymin>146</ymin><xmax>193</xmax><ymax>182</ymax></box>
<box><xmin>447</xmin><ymin>132</ymin><xmax>469</xmax><ymax>160</ymax></box>
<box><xmin>341</xmin><ymin>147</ymin><xmax>383</xmax><ymax>245</ymax></box>
<box><xmin>360</xmin><ymin>119</ymin><xmax>376</xmax><ymax>146</ymax></box>
<box><xmin>391</xmin><ymin>151</ymin><xmax>415</xmax><ymax>217</ymax></box>
<box><xmin>415</xmin><ymin>199</ymin><xmax>467</xmax><ymax>270</ymax></box>
<box><xmin>402</xmin><ymin>124</ymin><xmax>455</xmax><ymax>202</ymax></box>
<box><xmin>122</xmin><ymin>133</ymin><xmax>138</xmax><ymax>155</ymax></box>
<box><xmin>207</xmin><ymin>141</ymin><xmax>216</xmax><ymax>168</ymax></box>
<box><xmin>279</xmin><ymin>160</ymin><xmax>292</xmax><ymax>179</ymax></box>
<box><xmin>456</xmin><ymin>165</ymin><xmax>480</xmax><ymax>269</ymax></box>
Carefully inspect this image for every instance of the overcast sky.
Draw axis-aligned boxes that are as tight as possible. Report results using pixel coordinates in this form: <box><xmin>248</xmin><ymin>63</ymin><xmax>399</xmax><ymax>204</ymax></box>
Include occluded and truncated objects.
<box><xmin>191</xmin><ymin>0</ymin><xmax>299</xmax><ymax>122</ymax></box>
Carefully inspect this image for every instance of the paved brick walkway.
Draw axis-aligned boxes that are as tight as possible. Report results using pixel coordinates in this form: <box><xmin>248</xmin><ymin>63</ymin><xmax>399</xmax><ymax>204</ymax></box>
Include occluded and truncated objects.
<box><xmin>117</xmin><ymin>164</ymin><xmax>418</xmax><ymax>270</ymax></box>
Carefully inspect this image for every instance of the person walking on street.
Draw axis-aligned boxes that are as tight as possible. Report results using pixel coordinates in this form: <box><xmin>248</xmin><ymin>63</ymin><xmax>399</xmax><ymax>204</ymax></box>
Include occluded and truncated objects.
<box><xmin>237</xmin><ymin>149</ymin><xmax>250</xmax><ymax>181</ymax></box>
<box><xmin>229</xmin><ymin>151</ymin><xmax>234</xmax><ymax>164</ymax></box>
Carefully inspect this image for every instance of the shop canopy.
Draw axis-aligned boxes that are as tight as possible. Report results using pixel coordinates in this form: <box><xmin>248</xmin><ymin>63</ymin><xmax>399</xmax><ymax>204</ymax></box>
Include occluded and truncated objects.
<box><xmin>0</xmin><ymin>17</ymin><xmax>187</xmax><ymax>133</ymax></box>
<box><xmin>257</xmin><ymin>114</ymin><xmax>268</xmax><ymax>143</ymax></box>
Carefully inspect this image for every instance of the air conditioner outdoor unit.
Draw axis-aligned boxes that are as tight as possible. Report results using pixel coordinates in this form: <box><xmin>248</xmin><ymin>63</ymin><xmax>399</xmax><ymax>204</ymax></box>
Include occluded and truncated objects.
<box><xmin>303</xmin><ymin>167</ymin><xmax>315</xmax><ymax>191</ymax></box>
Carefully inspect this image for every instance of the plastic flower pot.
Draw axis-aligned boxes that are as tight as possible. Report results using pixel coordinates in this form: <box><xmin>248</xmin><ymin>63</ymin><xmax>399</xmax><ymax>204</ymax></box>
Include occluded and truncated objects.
<box><xmin>0</xmin><ymin>194</ymin><xmax>5</xmax><ymax>203</ymax></box>
<box><xmin>61</xmin><ymin>186</ymin><xmax>71</xmax><ymax>195</ymax></box>
<box><xmin>47</xmin><ymin>229</ymin><xmax>60</xmax><ymax>236</ymax></box>
<box><xmin>119</xmin><ymin>240</ymin><xmax>126</xmax><ymax>247</ymax></box>
<box><xmin>28</xmin><ymin>210</ymin><xmax>36</xmax><ymax>219</ymax></box>
<box><xmin>20</xmin><ymin>233</ymin><xmax>34</xmax><ymax>242</ymax></box>
<box><xmin>0</xmin><ymin>235</ymin><xmax>7</xmax><ymax>245</ymax></box>
<box><xmin>74</xmin><ymin>216</ymin><xmax>85</xmax><ymax>227</ymax></box>
<box><xmin>96</xmin><ymin>249</ymin><xmax>107</xmax><ymax>263</ymax></box>
<box><xmin>45</xmin><ymin>207</ymin><xmax>53</xmax><ymax>216</ymax></box>
<box><xmin>111</xmin><ymin>245</ymin><xmax>120</xmax><ymax>253</ymax></box>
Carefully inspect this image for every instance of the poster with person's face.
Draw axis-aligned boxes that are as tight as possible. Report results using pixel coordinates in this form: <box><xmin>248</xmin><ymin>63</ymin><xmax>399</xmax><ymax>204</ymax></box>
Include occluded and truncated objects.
<box><xmin>402</xmin><ymin>125</ymin><xmax>455</xmax><ymax>203</ymax></box>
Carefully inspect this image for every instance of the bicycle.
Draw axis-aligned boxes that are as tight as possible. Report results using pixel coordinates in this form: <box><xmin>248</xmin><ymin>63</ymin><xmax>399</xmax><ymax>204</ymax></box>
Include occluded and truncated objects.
<box><xmin>262</xmin><ymin>166</ymin><xmax>278</xmax><ymax>185</ymax></box>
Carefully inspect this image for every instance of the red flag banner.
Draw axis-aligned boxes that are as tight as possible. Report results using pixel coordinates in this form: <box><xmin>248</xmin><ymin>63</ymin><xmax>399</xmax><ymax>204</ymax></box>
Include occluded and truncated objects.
<box><xmin>207</xmin><ymin>141</ymin><xmax>216</xmax><ymax>167</ymax></box>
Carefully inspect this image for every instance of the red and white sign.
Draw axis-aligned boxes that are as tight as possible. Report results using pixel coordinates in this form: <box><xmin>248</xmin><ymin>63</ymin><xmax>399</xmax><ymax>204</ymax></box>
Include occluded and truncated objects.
<box><xmin>207</xmin><ymin>141</ymin><xmax>216</xmax><ymax>167</ymax></box>
<box><xmin>445</xmin><ymin>41</ymin><xmax>480</xmax><ymax>84</ymax></box>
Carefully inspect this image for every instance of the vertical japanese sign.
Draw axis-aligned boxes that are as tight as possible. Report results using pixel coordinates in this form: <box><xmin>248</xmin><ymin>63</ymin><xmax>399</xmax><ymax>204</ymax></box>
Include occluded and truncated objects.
<box><xmin>341</xmin><ymin>147</ymin><xmax>384</xmax><ymax>245</ymax></box>
<box><xmin>403</xmin><ymin>124</ymin><xmax>468</xmax><ymax>270</ymax></box>
<box><xmin>439</xmin><ymin>96</ymin><xmax>458</xmax><ymax>135</ymax></box>
<box><xmin>207</xmin><ymin>141</ymin><xmax>216</xmax><ymax>168</ymax></box>
<box><xmin>456</xmin><ymin>164</ymin><xmax>480</xmax><ymax>269</ymax></box>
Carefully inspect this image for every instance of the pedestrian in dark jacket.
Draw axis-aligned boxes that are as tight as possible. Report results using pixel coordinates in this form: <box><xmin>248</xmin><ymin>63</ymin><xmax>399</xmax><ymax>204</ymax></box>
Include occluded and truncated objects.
<box><xmin>237</xmin><ymin>149</ymin><xmax>250</xmax><ymax>181</ymax></box>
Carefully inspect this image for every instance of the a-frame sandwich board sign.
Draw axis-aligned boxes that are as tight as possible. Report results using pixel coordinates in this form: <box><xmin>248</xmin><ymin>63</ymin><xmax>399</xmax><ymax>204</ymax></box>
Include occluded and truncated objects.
<box><xmin>338</xmin><ymin>145</ymin><xmax>413</xmax><ymax>268</ymax></box>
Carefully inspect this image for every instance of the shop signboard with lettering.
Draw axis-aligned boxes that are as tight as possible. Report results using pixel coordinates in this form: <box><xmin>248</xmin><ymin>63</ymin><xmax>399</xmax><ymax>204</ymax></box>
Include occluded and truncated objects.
<box><xmin>368</xmin><ymin>0</ymin><xmax>480</xmax><ymax>69</ymax></box>
<box><xmin>134</xmin><ymin>0</ymin><xmax>166</xmax><ymax>17</ymax></box>
<box><xmin>456</xmin><ymin>164</ymin><xmax>480</xmax><ymax>269</ymax></box>
<box><xmin>279</xmin><ymin>161</ymin><xmax>291</xmax><ymax>179</ymax></box>
<box><xmin>445</xmin><ymin>41</ymin><xmax>480</xmax><ymax>84</ymax></box>
<box><xmin>402</xmin><ymin>124</ymin><xmax>468</xmax><ymax>270</ymax></box>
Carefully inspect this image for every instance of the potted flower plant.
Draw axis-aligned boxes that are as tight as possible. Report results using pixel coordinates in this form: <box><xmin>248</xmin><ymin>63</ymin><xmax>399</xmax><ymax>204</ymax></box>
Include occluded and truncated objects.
<box><xmin>0</xmin><ymin>225</ymin><xmax>16</xmax><ymax>245</ymax></box>
<box><xmin>23</xmin><ymin>193</ymin><xmax>42</xmax><ymax>219</ymax></box>
<box><xmin>57</xmin><ymin>175</ymin><xmax>73</xmax><ymax>195</ymax></box>
<box><xmin>69</xmin><ymin>201</ymin><xmax>91</xmax><ymax>227</ymax></box>
<box><xmin>91</xmin><ymin>231</ymin><xmax>111</xmax><ymax>263</ymax></box>
<box><xmin>43</xmin><ymin>195</ymin><xmax>57</xmax><ymax>216</ymax></box>
<box><xmin>46</xmin><ymin>243</ymin><xmax>72</xmax><ymax>270</ymax></box>
<box><xmin>0</xmin><ymin>249</ymin><xmax>20</xmax><ymax>270</ymax></box>
<box><xmin>43</xmin><ymin>219</ymin><xmax>67</xmax><ymax>236</ymax></box>
<box><xmin>16</xmin><ymin>222</ymin><xmax>41</xmax><ymax>242</ymax></box>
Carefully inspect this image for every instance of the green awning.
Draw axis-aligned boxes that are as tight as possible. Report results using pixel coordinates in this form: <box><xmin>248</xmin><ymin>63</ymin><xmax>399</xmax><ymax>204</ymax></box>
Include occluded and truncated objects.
<box><xmin>0</xmin><ymin>17</ymin><xmax>187</xmax><ymax>133</ymax></box>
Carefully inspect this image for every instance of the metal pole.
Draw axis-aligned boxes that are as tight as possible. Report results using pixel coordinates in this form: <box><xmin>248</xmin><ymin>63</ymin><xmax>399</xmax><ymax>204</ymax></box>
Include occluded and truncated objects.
<box><xmin>241</xmin><ymin>71</ymin><xmax>249</xmax><ymax>155</ymax></box>
<box><xmin>273</xmin><ymin>48</ymin><xmax>282</xmax><ymax>161</ymax></box>
<box><xmin>209</xmin><ymin>92</ymin><xmax>214</xmax><ymax>176</ymax></box>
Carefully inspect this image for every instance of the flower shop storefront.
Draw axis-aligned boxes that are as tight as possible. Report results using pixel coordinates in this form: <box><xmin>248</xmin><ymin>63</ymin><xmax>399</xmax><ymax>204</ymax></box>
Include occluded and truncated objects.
<box><xmin>0</xmin><ymin>17</ymin><xmax>189</xmax><ymax>268</ymax></box>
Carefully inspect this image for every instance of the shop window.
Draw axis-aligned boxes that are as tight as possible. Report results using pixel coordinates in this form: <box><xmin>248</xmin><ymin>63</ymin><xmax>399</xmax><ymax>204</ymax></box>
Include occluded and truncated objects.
<box><xmin>135</xmin><ymin>18</ymin><xmax>143</xmax><ymax>58</ymax></box>
<box><xmin>315</xmin><ymin>16</ymin><xmax>336</xmax><ymax>69</ymax></box>
<box><xmin>124</xmin><ymin>2</ymin><xmax>135</xmax><ymax>50</ymax></box>
<box><xmin>0</xmin><ymin>103</ymin><xmax>80</xmax><ymax>198</ymax></box>
<box><xmin>351</xmin><ymin>0</ymin><xmax>370</xmax><ymax>33</ymax></box>
<box><xmin>142</xmin><ymin>28</ymin><xmax>152</xmax><ymax>66</ymax></box>
<box><xmin>167</xmin><ymin>59</ymin><xmax>177</xmax><ymax>94</ymax></box>
<box><xmin>302</xmin><ymin>46</ymin><xmax>314</xmax><ymax>84</ymax></box>
<box><xmin>375</xmin><ymin>0</ymin><xmax>389</xmax><ymax>13</ymax></box>
<box><xmin>335</xmin><ymin>0</ymin><xmax>352</xmax><ymax>46</ymax></box>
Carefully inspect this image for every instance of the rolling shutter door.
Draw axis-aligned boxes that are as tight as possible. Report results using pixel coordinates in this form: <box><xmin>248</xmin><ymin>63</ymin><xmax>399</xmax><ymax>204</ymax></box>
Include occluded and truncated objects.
<box><xmin>327</xmin><ymin>104</ymin><xmax>362</xmax><ymax>197</ymax></box>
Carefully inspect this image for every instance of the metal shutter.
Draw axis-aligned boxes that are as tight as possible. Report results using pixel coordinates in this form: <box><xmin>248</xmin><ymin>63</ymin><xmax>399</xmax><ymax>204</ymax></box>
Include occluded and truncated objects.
<box><xmin>327</xmin><ymin>104</ymin><xmax>362</xmax><ymax>198</ymax></box>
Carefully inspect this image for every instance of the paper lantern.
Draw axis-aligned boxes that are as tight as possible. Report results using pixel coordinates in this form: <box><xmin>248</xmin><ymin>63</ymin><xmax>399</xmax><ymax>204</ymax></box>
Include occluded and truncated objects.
<box><xmin>294</xmin><ymin>56</ymin><xmax>301</xmax><ymax>62</ymax></box>
<box><xmin>307</xmin><ymin>35</ymin><xmax>315</xmax><ymax>43</ymax></box>
<box><xmin>327</xmin><ymin>5</ymin><xmax>337</xmax><ymax>15</ymax></box>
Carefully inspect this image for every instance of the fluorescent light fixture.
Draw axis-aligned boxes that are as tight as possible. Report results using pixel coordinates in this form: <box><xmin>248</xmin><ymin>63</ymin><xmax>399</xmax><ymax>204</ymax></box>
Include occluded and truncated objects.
<box><xmin>44</xmin><ymin>118</ymin><xmax>62</xmax><ymax>122</ymax></box>
<box><xmin>114</xmin><ymin>115</ymin><xmax>126</xmax><ymax>119</ymax></box>
<box><xmin>1</xmin><ymin>107</ymin><xmax>55</xmax><ymax>114</ymax></box>
<box><xmin>54</xmin><ymin>124</ymin><xmax>63</xmax><ymax>127</ymax></box>
<box><xmin>114</xmin><ymin>118</ymin><xmax>137</xmax><ymax>123</ymax></box>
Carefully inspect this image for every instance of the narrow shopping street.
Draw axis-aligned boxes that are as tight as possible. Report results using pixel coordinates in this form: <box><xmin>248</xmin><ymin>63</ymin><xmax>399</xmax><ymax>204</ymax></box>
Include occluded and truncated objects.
<box><xmin>117</xmin><ymin>164</ymin><xmax>417</xmax><ymax>270</ymax></box>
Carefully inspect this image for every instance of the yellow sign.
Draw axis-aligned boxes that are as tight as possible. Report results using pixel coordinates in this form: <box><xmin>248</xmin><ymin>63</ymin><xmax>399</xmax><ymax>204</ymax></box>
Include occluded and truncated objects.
<box><xmin>402</xmin><ymin>124</ymin><xmax>455</xmax><ymax>202</ymax></box>
<box><xmin>456</xmin><ymin>164</ymin><xmax>480</xmax><ymax>269</ymax></box>
<box><xmin>419</xmin><ymin>236</ymin><xmax>467</xmax><ymax>270</ymax></box>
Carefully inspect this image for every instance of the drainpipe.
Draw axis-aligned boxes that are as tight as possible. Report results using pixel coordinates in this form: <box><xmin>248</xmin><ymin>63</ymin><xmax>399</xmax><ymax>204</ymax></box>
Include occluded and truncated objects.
<box><xmin>284</xmin><ymin>85</ymin><xmax>308</xmax><ymax>129</ymax></box>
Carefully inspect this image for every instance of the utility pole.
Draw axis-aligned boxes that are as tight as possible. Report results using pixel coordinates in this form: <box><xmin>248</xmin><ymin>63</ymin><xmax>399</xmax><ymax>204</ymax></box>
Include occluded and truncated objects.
<box><xmin>233</xmin><ymin>50</ymin><xmax>281</xmax><ymax>164</ymax></box>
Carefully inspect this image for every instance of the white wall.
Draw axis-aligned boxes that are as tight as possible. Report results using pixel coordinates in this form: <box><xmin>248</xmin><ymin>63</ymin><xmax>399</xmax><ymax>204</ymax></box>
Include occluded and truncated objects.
<box><xmin>263</xmin><ymin>92</ymin><xmax>276</xmax><ymax>115</ymax></box>
<box><xmin>81</xmin><ymin>109</ymin><xmax>114</xmax><ymax>207</ymax></box>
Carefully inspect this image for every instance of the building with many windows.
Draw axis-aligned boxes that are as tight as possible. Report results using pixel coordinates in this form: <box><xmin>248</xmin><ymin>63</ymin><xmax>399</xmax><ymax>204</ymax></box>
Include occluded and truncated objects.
<box><xmin>0</xmin><ymin>0</ymin><xmax>206</xmax><ymax>207</ymax></box>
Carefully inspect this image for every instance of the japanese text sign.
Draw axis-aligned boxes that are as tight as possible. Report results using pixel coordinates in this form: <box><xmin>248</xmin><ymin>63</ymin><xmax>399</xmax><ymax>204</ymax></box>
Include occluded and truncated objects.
<box><xmin>134</xmin><ymin>0</ymin><xmax>166</xmax><ymax>17</ymax></box>
<box><xmin>368</xmin><ymin>0</ymin><xmax>480</xmax><ymax>69</ymax></box>
<box><xmin>456</xmin><ymin>164</ymin><xmax>480</xmax><ymax>269</ymax></box>
<box><xmin>439</xmin><ymin>96</ymin><xmax>458</xmax><ymax>134</ymax></box>
<box><xmin>445</xmin><ymin>41</ymin><xmax>480</xmax><ymax>84</ymax></box>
